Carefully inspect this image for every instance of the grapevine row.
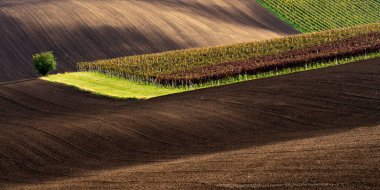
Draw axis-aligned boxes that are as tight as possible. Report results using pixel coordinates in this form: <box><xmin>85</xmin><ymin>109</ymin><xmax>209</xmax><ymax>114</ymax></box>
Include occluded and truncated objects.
<box><xmin>78</xmin><ymin>23</ymin><xmax>380</xmax><ymax>85</ymax></box>
<box><xmin>156</xmin><ymin>32</ymin><xmax>380</xmax><ymax>85</ymax></box>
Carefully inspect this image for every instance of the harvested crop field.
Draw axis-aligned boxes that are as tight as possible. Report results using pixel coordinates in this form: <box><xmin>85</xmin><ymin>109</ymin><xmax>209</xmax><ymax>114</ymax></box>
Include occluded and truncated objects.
<box><xmin>0</xmin><ymin>0</ymin><xmax>299</xmax><ymax>82</ymax></box>
<box><xmin>0</xmin><ymin>58</ymin><xmax>379</xmax><ymax>189</ymax></box>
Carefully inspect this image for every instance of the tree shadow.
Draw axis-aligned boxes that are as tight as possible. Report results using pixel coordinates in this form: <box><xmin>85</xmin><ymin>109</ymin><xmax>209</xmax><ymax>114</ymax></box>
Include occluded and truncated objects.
<box><xmin>144</xmin><ymin>0</ymin><xmax>299</xmax><ymax>34</ymax></box>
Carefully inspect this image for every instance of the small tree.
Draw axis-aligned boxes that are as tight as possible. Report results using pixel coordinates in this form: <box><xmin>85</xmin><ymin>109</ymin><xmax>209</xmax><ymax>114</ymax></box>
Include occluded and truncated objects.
<box><xmin>32</xmin><ymin>51</ymin><xmax>57</xmax><ymax>76</ymax></box>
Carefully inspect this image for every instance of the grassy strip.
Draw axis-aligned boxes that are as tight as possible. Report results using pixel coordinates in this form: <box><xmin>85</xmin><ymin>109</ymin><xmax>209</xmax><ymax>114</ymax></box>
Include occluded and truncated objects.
<box><xmin>256</xmin><ymin>0</ymin><xmax>380</xmax><ymax>32</ymax></box>
<box><xmin>44</xmin><ymin>52</ymin><xmax>380</xmax><ymax>99</ymax></box>
<box><xmin>42</xmin><ymin>72</ymin><xmax>185</xmax><ymax>99</ymax></box>
<box><xmin>78</xmin><ymin>23</ymin><xmax>380</xmax><ymax>84</ymax></box>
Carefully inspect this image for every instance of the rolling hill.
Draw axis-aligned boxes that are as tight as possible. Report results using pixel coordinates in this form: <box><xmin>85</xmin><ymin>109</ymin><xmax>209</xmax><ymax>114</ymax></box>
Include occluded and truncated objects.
<box><xmin>1</xmin><ymin>1</ymin><xmax>379</xmax><ymax>189</ymax></box>
<box><xmin>0</xmin><ymin>58</ymin><xmax>379</xmax><ymax>189</ymax></box>
<box><xmin>0</xmin><ymin>0</ymin><xmax>298</xmax><ymax>82</ymax></box>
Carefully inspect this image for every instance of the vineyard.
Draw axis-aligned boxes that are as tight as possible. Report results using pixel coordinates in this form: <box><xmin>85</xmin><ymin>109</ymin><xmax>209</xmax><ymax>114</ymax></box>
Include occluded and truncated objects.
<box><xmin>78</xmin><ymin>23</ymin><xmax>380</xmax><ymax>86</ymax></box>
<box><xmin>157</xmin><ymin>32</ymin><xmax>380</xmax><ymax>85</ymax></box>
<box><xmin>256</xmin><ymin>0</ymin><xmax>380</xmax><ymax>32</ymax></box>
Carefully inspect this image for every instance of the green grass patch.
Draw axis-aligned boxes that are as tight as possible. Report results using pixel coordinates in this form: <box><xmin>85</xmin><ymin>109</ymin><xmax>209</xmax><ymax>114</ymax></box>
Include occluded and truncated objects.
<box><xmin>44</xmin><ymin>52</ymin><xmax>380</xmax><ymax>99</ymax></box>
<box><xmin>256</xmin><ymin>0</ymin><xmax>380</xmax><ymax>32</ymax></box>
<box><xmin>42</xmin><ymin>72</ymin><xmax>185</xmax><ymax>99</ymax></box>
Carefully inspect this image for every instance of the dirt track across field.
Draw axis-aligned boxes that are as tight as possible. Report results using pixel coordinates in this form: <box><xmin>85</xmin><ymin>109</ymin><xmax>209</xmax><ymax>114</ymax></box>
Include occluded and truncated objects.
<box><xmin>0</xmin><ymin>0</ymin><xmax>299</xmax><ymax>82</ymax></box>
<box><xmin>0</xmin><ymin>58</ymin><xmax>379</xmax><ymax>189</ymax></box>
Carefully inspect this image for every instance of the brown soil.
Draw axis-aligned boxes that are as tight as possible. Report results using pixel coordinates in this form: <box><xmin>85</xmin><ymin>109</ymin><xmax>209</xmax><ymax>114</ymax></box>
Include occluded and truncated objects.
<box><xmin>0</xmin><ymin>58</ymin><xmax>379</xmax><ymax>189</ymax></box>
<box><xmin>0</xmin><ymin>0</ymin><xmax>298</xmax><ymax>82</ymax></box>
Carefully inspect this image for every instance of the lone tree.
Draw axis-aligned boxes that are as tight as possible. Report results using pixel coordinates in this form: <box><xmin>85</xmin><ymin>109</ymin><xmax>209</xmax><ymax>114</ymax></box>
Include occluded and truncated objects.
<box><xmin>32</xmin><ymin>51</ymin><xmax>57</xmax><ymax>76</ymax></box>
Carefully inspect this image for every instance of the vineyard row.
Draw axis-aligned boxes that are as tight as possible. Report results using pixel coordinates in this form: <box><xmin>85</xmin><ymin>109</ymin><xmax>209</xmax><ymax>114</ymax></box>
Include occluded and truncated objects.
<box><xmin>78</xmin><ymin>23</ymin><xmax>380</xmax><ymax>85</ymax></box>
<box><xmin>156</xmin><ymin>32</ymin><xmax>380</xmax><ymax>85</ymax></box>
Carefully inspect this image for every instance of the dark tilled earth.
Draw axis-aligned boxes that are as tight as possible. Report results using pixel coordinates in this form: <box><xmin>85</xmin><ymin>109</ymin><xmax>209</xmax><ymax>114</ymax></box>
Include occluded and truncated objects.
<box><xmin>0</xmin><ymin>58</ymin><xmax>379</xmax><ymax>189</ymax></box>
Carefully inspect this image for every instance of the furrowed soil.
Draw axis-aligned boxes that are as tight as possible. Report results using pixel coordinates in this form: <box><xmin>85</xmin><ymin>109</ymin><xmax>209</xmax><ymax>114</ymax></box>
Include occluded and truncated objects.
<box><xmin>0</xmin><ymin>58</ymin><xmax>379</xmax><ymax>189</ymax></box>
<box><xmin>0</xmin><ymin>0</ymin><xmax>298</xmax><ymax>82</ymax></box>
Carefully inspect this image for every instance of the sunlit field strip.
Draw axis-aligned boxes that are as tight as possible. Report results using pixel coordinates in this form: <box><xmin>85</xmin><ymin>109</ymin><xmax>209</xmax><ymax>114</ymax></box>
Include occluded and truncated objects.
<box><xmin>45</xmin><ymin>52</ymin><xmax>380</xmax><ymax>99</ymax></box>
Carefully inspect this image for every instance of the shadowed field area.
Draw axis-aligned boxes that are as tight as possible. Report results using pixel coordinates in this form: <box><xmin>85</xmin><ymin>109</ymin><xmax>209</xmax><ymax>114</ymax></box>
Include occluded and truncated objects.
<box><xmin>0</xmin><ymin>0</ymin><xmax>298</xmax><ymax>82</ymax></box>
<box><xmin>0</xmin><ymin>58</ymin><xmax>379</xmax><ymax>189</ymax></box>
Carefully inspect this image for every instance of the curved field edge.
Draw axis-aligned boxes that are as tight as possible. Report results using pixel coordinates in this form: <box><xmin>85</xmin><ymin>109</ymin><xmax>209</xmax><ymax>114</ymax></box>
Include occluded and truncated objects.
<box><xmin>0</xmin><ymin>0</ymin><xmax>298</xmax><ymax>82</ymax></box>
<box><xmin>256</xmin><ymin>0</ymin><xmax>303</xmax><ymax>32</ymax></box>
<box><xmin>256</xmin><ymin>0</ymin><xmax>380</xmax><ymax>33</ymax></box>
<box><xmin>78</xmin><ymin>23</ymin><xmax>380</xmax><ymax>84</ymax></box>
<box><xmin>44</xmin><ymin>52</ymin><xmax>380</xmax><ymax>99</ymax></box>
<box><xmin>2</xmin><ymin>58</ymin><xmax>380</xmax><ymax>189</ymax></box>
